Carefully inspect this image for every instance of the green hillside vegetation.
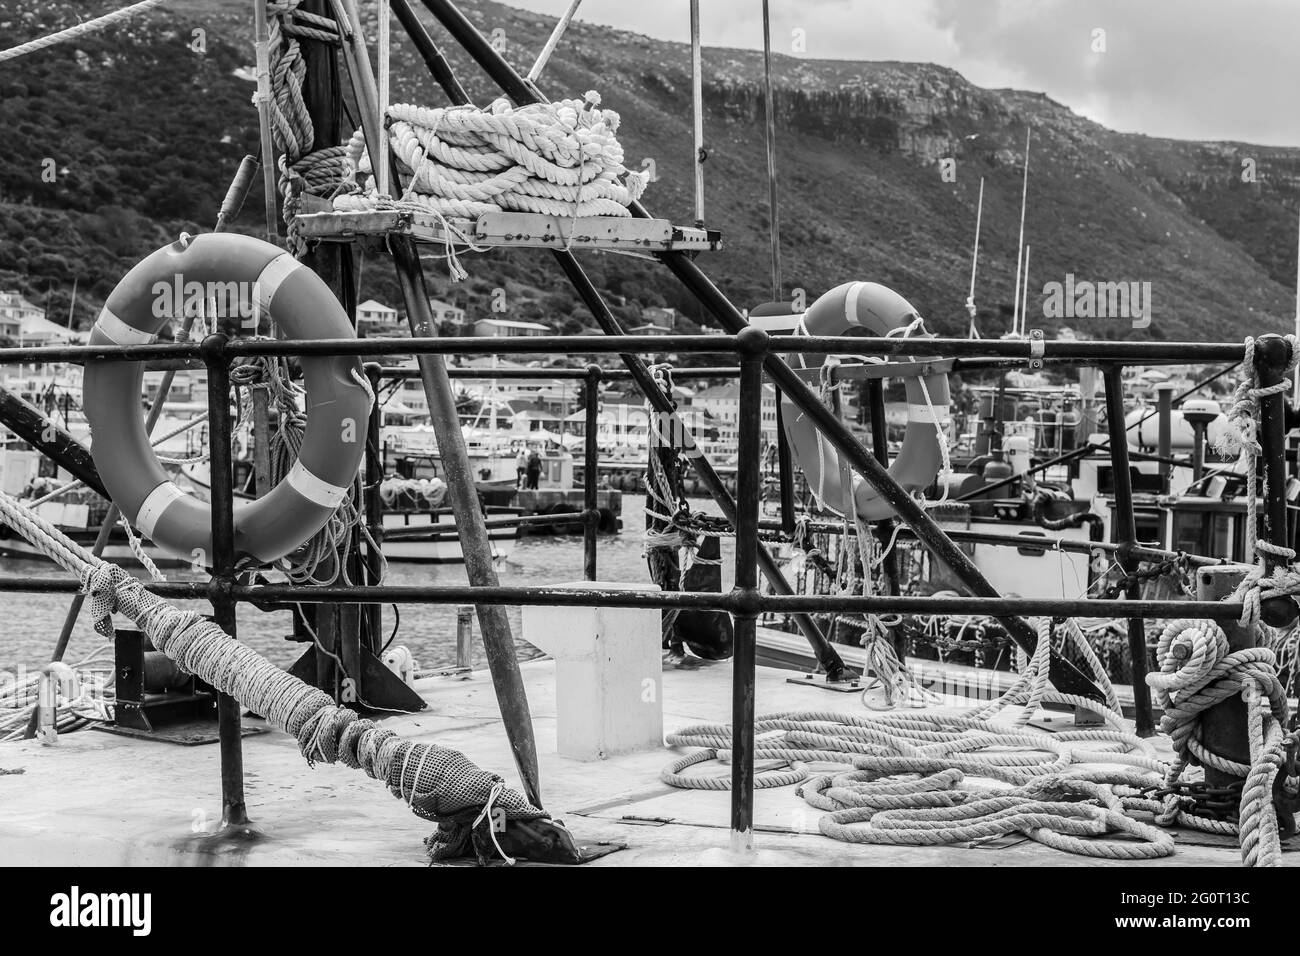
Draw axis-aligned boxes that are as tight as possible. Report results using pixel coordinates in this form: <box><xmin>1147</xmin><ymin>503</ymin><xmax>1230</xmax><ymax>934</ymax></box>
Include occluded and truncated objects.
<box><xmin>2</xmin><ymin>0</ymin><xmax>1298</xmax><ymax>345</ymax></box>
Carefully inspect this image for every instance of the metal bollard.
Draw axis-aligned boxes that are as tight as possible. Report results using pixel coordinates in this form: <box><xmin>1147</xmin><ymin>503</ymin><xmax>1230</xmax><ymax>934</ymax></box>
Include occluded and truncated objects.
<box><xmin>456</xmin><ymin>605</ymin><xmax>474</xmax><ymax>676</ymax></box>
<box><xmin>36</xmin><ymin>662</ymin><xmax>78</xmax><ymax>746</ymax></box>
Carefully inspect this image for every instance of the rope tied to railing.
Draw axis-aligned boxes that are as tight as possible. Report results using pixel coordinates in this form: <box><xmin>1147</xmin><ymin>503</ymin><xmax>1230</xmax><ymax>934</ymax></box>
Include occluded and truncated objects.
<box><xmin>1215</xmin><ymin>335</ymin><xmax>1300</xmax><ymax>627</ymax></box>
<box><xmin>0</xmin><ymin>486</ymin><xmax>545</xmax><ymax>862</ymax></box>
<box><xmin>262</xmin><ymin>0</ymin><xmax>352</xmax><ymax>255</ymax></box>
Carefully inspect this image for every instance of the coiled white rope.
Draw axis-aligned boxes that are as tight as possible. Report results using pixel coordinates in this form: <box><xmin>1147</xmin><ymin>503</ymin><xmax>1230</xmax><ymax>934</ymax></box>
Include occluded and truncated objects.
<box><xmin>336</xmin><ymin>92</ymin><xmax>649</xmax><ymax>224</ymax></box>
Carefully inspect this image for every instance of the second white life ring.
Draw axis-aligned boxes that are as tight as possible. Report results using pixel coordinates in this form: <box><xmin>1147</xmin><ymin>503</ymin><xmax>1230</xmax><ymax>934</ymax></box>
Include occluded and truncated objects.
<box><xmin>781</xmin><ymin>281</ymin><xmax>950</xmax><ymax>521</ymax></box>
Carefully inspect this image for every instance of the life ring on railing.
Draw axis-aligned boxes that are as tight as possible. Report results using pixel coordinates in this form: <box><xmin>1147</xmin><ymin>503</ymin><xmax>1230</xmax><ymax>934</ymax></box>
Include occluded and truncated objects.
<box><xmin>83</xmin><ymin>233</ymin><xmax>371</xmax><ymax>565</ymax></box>
<box><xmin>781</xmin><ymin>281</ymin><xmax>950</xmax><ymax>521</ymax></box>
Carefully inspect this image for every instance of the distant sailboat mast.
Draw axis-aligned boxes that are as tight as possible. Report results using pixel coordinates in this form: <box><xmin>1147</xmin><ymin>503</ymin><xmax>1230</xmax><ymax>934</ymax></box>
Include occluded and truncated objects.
<box><xmin>967</xmin><ymin>177</ymin><xmax>985</xmax><ymax>338</ymax></box>
<box><xmin>1294</xmin><ymin>204</ymin><xmax>1300</xmax><ymax>402</ymax></box>
<box><xmin>1020</xmin><ymin>245</ymin><xmax>1031</xmax><ymax>340</ymax></box>
<box><xmin>1010</xmin><ymin>128</ymin><xmax>1031</xmax><ymax>337</ymax></box>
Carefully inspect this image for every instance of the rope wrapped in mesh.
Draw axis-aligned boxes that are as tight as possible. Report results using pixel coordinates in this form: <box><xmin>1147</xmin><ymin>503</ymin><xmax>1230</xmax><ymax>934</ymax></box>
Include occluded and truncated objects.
<box><xmin>0</xmin><ymin>487</ymin><xmax>546</xmax><ymax>847</ymax></box>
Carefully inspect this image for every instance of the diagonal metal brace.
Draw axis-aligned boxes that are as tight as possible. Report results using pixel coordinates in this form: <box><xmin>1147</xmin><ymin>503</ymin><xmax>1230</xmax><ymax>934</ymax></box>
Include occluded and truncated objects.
<box><xmin>0</xmin><ymin>386</ymin><xmax>106</xmax><ymax>498</ymax></box>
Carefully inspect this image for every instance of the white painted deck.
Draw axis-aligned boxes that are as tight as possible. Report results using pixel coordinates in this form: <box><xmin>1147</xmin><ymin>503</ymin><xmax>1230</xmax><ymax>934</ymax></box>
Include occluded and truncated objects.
<box><xmin>0</xmin><ymin>659</ymin><xmax>1285</xmax><ymax>867</ymax></box>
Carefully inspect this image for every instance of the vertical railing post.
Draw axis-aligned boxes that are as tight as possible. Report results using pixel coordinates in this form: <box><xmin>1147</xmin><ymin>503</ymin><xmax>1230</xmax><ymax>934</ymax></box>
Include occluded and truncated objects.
<box><xmin>730</xmin><ymin>327</ymin><xmax>767</xmax><ymax>850</ymax></box>
<box><xmin>1254</xmin><ymin>335</ymin><xmax>1299</xmax><ymax>629</ymax></box>
<box><xmin>1102</xmin><ymin>365</ymin><xmax>1155</xmax><ymax>737</ymax></box>
<box><xmin>1155</xmin><ymin>382</ymin><xmax>1175</xmax><ymax>495</ymax></box>
<box><xmin>583</xmin><ymin>364</ymin><xmax>601</xmax><ymax>581</ymax></box>
<box><xmin>868</xmin><ymin>378</ymin><xmax>902</xmax><ymax>658</ymax></box>
<box><xmin>363</xmin><ymin>362</ymin><xmax>385</xmax><ymax>647</ymax></box>
<box><xmin>203</xmin><ymin>332</ymin><xmax>248</xmax><ymax>826</ymax></box>
<box><xmin>774</xmin><ymin>391</ymin><xmax>795</xmax><ymax>534</ymax></box>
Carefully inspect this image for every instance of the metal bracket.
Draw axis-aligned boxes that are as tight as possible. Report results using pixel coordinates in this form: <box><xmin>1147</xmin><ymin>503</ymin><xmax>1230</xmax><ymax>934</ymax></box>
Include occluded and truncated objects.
<box><xmin>786</xmin><ymin>671</ymin><xmax>863</xmax><ymax>693</ymax></box>
<box><xmin>1028</xmin><ymin>329</ymin><xmax>1045</xmax><ymax>369</ymax></box>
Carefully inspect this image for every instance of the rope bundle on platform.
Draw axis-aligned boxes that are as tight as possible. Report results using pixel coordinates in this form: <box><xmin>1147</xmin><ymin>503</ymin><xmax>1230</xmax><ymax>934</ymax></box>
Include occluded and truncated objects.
<box><xmin>334</xmin><ymin>92</ymin><xmax>650</xmax><ymax>221</ymax></box>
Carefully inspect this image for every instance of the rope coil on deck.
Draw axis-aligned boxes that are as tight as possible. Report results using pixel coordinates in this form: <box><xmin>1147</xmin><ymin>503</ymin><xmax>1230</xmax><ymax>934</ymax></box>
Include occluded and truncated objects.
<box><xmin>658</xmin><ymin>611</ymin><xmax>1234</xmax><ymax>861</ymax></box>
<box><xmin>662</xmin><ymin>703</ymin><xmax>1175</xmax><ymax>859</ymax></box>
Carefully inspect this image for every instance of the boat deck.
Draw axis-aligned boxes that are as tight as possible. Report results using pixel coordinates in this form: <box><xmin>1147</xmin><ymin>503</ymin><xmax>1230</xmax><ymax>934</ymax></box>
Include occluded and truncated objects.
<box><xmin>0</xmin><ymin>658</ymin><xmax>1285</xmax><ymax>867</ymax></box>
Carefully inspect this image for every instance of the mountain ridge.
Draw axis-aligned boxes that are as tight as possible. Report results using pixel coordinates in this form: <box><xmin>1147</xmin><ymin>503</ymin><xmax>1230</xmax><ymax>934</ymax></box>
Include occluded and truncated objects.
<box><xmin>1</xmin><ymin>0</ymin><xmax>1297</xmax><ymax>343</ymax></box>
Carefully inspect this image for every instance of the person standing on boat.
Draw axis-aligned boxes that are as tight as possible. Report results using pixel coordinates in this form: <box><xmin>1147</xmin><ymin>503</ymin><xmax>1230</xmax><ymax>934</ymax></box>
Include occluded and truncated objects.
<box><xmin>526</xmin><ymin>447</ymin><xmax>542</xmax><ymax>489</ymax></box>
<box><xmin>515</xmin><ymin>447</ymin><xmax>528</xmax><ymax>489</ymax></box>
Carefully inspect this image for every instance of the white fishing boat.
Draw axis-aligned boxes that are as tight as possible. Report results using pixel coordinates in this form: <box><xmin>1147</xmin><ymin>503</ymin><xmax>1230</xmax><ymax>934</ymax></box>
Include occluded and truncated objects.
<box><xmin>379</xmin><ymin>509</ymin><xmax>520</xmax><ymax>563</ymax></box>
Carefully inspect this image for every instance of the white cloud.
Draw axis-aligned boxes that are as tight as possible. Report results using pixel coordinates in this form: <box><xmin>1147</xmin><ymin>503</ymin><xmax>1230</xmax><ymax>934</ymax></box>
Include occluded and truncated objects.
<box><xmin>502</xmin><ymin>0</ymin><xmax>1300</xmax><ymax>145</ymax></box>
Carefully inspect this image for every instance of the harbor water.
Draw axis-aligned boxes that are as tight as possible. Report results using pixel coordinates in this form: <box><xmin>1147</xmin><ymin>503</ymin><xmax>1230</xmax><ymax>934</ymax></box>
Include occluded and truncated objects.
<box><xmin>1</xmin><ymin>502</ymin><xmax>735</xmax><ymax>674</ymax></box>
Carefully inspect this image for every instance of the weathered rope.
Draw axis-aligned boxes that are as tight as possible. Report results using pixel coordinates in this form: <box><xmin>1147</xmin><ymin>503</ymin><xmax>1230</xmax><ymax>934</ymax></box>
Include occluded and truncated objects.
<box><xmin>1215</xmin><ymin>335</ymin><xmax>1300</xmax><ymax>628</ymax></box>
<box><xmin>229</xmin><ymin>353</ymin><xmax>383</xmax><ymax>587</ymax></box>
<box><xmin>337</xmin><ymin>92</ymin><xmax>649</xmax><ymax>225</ymax></box>
<box><xmin>662</xmin><ymin>705</ymin><xmax>1172</xmax><ymax>858</ymax></box>
<box><xmin>1148</xmin><ymin>613</ymin><xmax>1294</xmax><ymax>865</ymax></box>
<box><xmin>0</xmin><ymin>487</ymin><xmax>545</xmax><ymax>855</ymax></box>
<box><xmin>806</xmin><ymin>769</ymin><xmax>1174</xmax><ymax>859</ymax></box>
<box><xmin>263</xmin><ymin>0</ymin><xmax>351</xmax><ymax>255</ymax></box>
<box><xmin>0</xmin><ymin>0</ymin><xmax>168</xmax><ymax>64</ymax></box>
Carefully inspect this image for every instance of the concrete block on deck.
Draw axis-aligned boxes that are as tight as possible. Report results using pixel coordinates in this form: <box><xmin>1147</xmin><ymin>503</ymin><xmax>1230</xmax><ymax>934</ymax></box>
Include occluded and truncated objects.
<box><xmin>523</xmin><ymin>581</ymin><xmax>663</xmax><ymax>760</ymax></box>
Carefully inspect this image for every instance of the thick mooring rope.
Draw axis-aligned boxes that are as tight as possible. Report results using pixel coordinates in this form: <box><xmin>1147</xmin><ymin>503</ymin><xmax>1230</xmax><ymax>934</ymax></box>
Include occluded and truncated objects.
<box><xmin>658</xmin><ymin>612</ymin><xmax>1252</xmax><ymax>861</ymax></box>
<box><xmin>264</xmin><ymin>0</ymin><xmax>349</xmax><ymax>255</ymax></box>
<box><xmin>0</xmin><ymin>488</ymin><xmax>545</xmax><ymax>858</ymax></box>
<box><xmin>335</xmin><ymin>93</ymin><xmax>649</xmax><ymax>221</ymax></box>
<box><xmin>1147</xmin><ymin>617</ymin><xmax>1294</xmax><ymax>865</ymax></box>
<box><xmin>663</xmin><ymin>704</ymin><xmax>1174</xmax><ymax>859</ymax></box>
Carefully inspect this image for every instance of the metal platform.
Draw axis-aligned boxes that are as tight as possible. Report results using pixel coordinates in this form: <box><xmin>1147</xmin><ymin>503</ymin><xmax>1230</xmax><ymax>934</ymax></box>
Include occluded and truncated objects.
<box><xmin>295</xmin><ymin>209</ymin><xmax>722</xmax><ymax>254</ymax></box>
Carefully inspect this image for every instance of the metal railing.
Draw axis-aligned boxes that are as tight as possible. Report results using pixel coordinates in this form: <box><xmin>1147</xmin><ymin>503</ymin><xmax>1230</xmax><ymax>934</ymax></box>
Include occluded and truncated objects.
<box><xmin>0</xmin><ymin>328</ymin><xmax>1294</xmax><ymax>849</ymax></box>
<box><xmin>1</xmin><ymin>0</ymin><xmax>1294</xmax><ymax>852</ymax></box>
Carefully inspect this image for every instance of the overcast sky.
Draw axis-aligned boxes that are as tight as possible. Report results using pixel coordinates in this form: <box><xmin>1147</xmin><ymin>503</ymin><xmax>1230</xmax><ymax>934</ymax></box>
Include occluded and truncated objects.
<box><xmin>507</xmin><ymin>0</ymin><xmax>1299</xmax><ymax>147</ymax></box>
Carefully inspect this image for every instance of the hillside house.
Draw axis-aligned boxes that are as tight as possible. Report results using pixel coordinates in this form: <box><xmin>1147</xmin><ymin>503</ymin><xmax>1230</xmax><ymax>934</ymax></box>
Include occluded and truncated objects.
<box><xmin>474</xmin><ymin>318</ymin><xmax>550</xmax><ymax>337</ymax></box>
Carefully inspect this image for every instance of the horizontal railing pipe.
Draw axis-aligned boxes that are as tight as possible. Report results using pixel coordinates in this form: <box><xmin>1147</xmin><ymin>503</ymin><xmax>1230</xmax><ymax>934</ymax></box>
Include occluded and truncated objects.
<box><xmin>0</xmin><ymin>335</ymin><xmax>1252</xmax><ymax>366</ymax></box>
<box><xmin>0</xmin><ymin>575</ymin><xmax>1248</xmax><ymax>619</ymax></box>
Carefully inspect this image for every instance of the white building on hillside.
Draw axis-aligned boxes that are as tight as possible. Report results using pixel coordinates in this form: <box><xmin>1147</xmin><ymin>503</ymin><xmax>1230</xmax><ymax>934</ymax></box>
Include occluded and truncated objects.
<box><xmin>474</xmin><ymin>318</ymin><xmax>549</xmax><ymax>337</ymax></box>
<box><xmin>691</xmin><ymin>383</ymin><xmax>779</xmax><ymax>444</ymax></box>
<box><xmin>0</xmin><ymin>290</ymin><xmax>46</xmax><ymax>341</ymax></box>
<box><xmin>356</xmin><ymin>299</ymin><xmax>403</xmax><ymax>336</ymax></box>
<box><xmin>429</xmin><ymin>299</ymin><xmax>465</xmax><ymax>327</ymax></box>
